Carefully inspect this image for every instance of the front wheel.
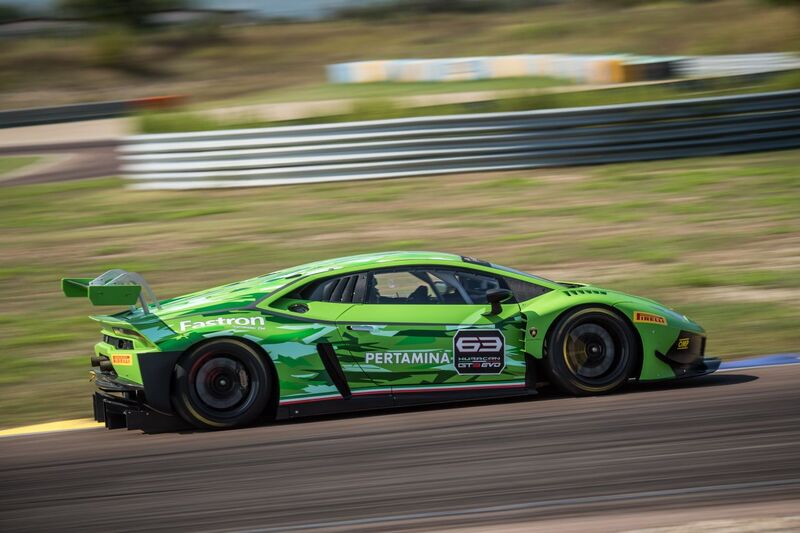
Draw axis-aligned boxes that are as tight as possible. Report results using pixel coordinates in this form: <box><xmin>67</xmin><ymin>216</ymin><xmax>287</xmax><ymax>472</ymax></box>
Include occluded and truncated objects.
<box><xmin>173</xmin><ymin>339</ymin><xmax>272</xmax><ymax>429</ymax></box>
<box><xmin>545</xmin><ymin>307</ymin><xmax>638</xmax><ymax>395</ymax></box>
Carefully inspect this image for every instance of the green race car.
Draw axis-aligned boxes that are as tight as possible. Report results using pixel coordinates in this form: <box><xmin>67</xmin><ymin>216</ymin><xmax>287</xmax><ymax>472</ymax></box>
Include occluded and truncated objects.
<box><xmin>63</xmin><ymin>251</ymin><xmax>719</xmax><ymax>431</ymax></box>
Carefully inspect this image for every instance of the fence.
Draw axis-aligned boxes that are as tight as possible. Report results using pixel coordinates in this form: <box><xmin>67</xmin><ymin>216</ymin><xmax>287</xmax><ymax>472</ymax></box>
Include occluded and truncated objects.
<box><xmin>119</xmin><ymin>90</ymin><xmax>800</xmax><ymax>190</ymax></box>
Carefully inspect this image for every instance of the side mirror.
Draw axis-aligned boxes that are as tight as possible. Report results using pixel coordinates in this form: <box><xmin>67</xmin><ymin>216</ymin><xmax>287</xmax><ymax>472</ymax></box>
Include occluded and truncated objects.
<box><xmin>484</xmin><ymin>288</ymin><xmax>513</xmax><ymax>316</ymax></box>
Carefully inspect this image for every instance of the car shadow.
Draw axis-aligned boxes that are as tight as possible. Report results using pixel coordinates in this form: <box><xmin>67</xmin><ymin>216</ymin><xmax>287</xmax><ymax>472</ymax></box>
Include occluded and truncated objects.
<box><xmin>270</xmin><ymin>372</ymin><xmax>760</xmax><ymax>427</ymax></box>
<box><xmin>163</xmin><ymin>372</ymin><xmax>759</xmax><ymax>435</ymax></box>
<box><xmin>627</xmin><ymin>372</ymin><xmax>759</xmax><ymax>393</ymax></box>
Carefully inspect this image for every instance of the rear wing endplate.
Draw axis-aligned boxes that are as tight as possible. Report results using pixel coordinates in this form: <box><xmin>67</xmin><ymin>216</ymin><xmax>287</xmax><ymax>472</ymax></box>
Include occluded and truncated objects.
<box><xmin>62</xmin><ymin>269</ymin><xmax>161</xmax><ymax>314</ymax></box>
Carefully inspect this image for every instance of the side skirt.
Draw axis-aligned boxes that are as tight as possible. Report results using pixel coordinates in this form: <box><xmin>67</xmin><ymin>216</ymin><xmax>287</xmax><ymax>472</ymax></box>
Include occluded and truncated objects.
<box><xmin>393</xmin><ymin>384</ymin><xmax>533</xmax><ymax>408</ymax></box>
<box><xmin>275</xmin><ymin>384</ymin><xmax>533</xmax><ymax>420</ymax></box>
<box><xmin>276</xmin><ymin>393</ymin><xmax>394</xmax><ymax>419</ymax></box>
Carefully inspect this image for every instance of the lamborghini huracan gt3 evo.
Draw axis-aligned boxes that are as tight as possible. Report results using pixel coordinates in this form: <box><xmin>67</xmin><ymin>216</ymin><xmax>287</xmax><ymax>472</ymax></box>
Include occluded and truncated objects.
<box><xmin>62</xmin><ymin>251</ymin><xmax>718</xmax><ymax>430</ymax></box>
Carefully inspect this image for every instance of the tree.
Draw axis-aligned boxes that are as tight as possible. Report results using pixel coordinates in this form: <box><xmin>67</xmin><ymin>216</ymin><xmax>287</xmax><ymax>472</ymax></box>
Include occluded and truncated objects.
<box><xmin>0</xmin><ymin>5</ymin><xmax>25</xmax><ymax>23</ymax></box>
<box><xmin>59</xmin><ymin>0</ymin><xmax>186</xmax><ymax>28</ymax></box>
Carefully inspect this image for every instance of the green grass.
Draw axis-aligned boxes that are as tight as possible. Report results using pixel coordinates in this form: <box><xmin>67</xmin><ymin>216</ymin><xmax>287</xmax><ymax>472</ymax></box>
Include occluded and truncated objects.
<box><xmin>0</xmin><ymin>156</ymin><xmax>40</xmax><ymax>177</ymax></box>
<box><xmin>199</xmin><ymin>77</ymin><xmax>570</xmax><ymax>107</ymax></box>
<box><xmin>1</xmin><ymin>0</ymin><xmax>799</xmax><ymax>110</ymax></box>
<box><xmin>0</xmin><ymin>149</ymin><xmax>799</xmax><ymax>428</ymax></box>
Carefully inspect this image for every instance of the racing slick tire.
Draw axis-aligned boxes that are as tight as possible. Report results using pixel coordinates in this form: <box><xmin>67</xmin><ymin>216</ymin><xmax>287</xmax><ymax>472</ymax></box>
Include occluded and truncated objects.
<box><xmin>173</xmin><ymin>339</ymin><xmax>272</xmax><ymax>429</ymax></box>
<box><xmin>545</xmin><ymin>306</ymin><xmax>638</xmax><ymax>395</ymax></box>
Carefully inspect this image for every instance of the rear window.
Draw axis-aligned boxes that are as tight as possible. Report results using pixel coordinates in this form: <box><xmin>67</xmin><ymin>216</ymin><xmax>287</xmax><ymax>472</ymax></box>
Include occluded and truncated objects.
<box><xmin>294</xmin><ymin>275</ymin><xmax>362</xmax><ymax>303</ymax></box>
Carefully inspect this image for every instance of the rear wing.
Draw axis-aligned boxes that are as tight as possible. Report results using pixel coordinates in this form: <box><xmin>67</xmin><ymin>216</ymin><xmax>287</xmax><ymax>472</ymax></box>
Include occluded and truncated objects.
<box><xmin>62</xmin><ymin>269</ymin><xmax>161</xmax><ymax>313</ymax></box>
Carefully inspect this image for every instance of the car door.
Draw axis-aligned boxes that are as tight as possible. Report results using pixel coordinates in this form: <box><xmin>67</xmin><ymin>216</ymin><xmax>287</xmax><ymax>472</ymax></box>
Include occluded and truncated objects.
<box><xmin>268</xmin><ymin>272</ymin><xmax>382</xmax><ymax>395</ymax></box>
<box><xmin>335</xmin><ymin>267</ymin><xmax>528</xmax><ymax>398</ymax></box>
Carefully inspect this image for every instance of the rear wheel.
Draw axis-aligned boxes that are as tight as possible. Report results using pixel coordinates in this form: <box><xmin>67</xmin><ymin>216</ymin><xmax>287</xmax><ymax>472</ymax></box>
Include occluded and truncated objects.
<box><xmin>173</xmin><ymin>339</ymin><xmax>271</xmax><ymax>429</ymax></box>
<box><xmin>545</xmin><ymin>307</ymin><xmax>637</xmax><ymax>395</ymax></box>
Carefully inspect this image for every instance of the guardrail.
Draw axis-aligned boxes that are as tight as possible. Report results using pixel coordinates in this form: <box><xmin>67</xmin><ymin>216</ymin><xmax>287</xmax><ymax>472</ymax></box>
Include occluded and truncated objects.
<box><xmin>0</xmin><ymin>96</ymin><xmax>185</xmax><ymax>129</ymax></box>
<box><xmin>120</xmin><ymin>90</ymin><xmax>800</xmax><ymax>190</ymax></box>
<box><xmin>0</xmin><ymin>101</ymin><xmax>128</xmax><ymax>129</ymax></box>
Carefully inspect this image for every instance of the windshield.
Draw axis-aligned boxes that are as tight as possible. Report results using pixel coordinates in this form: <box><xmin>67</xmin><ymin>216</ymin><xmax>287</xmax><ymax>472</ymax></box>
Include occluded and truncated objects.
<box><xmin>488</xmin><ymin>262</ymin><xmax>563</xmax><ymax>287</ymax></box>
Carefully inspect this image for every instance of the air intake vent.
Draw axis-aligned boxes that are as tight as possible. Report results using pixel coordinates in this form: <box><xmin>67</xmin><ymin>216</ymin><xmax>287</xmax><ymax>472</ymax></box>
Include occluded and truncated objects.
<box><xmin>103</xmin><ymin>334</ymin><xmax>133</xmax><ymax>350</ymax></box>
<box><xmin>564</xmin><ymin>289</ymin><xmax>607</xmax><ymax>296</ymax></box>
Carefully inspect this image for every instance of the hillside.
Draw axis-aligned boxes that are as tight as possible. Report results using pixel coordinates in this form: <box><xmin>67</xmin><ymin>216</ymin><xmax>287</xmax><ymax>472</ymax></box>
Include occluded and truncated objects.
<box><xmin>1</xmin><ymin>0</ymin><xmax>798</xmax><ymax>110</ymax></box>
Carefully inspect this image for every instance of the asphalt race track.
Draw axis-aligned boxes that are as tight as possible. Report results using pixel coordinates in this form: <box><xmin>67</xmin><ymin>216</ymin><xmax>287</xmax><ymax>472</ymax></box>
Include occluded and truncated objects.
<box><xmin>1</xmin><ymin>363</ymin><xmax>799</xmax><ymax>532</ymax></box>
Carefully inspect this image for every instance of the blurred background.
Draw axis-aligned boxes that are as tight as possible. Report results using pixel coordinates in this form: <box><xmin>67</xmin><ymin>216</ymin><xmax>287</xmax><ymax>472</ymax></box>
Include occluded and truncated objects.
<box><xmin>0</xmin><ymin>0</ymin><xmax>798</xmax><ymax>429</ymax></box>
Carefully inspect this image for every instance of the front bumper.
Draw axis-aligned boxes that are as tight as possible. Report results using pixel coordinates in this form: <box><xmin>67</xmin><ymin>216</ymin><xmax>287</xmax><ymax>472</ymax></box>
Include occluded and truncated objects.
<box><xmin>654</xmin><ymin>356</ymin><xmax>721</xmax><ymax>381</ymax></box>
<box><xmin>655</xmin><ymin>330</ymin><xmax>719</xmax><ymax>379</ymax></box>
<box><xmin>679</xmin><ymin>356</ymin><xmax>721</xmax><ymax>378</ymax></box>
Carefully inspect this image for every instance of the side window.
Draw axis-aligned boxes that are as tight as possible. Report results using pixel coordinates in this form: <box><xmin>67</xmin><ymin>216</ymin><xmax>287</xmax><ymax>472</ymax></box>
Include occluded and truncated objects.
<box><xmin>428</xmin><ymin>271</ymin><xmax>467</xmax><ymax>304</ymax></box>
<box><xmin>352</xmin><ymin>268</ymin><xmax>550</xmax><ymax>305</ymax></box>
<box><xmin>367</xmin><ymin>270</ymin><xmax>466</xmax><ymax>304</ymax></box>
<box><xmin>369</xmin><ymin>271</ymin><xmax>433</xmax><ymax>304</ymax></box>
<box><xmin>451</xmin><ymin>270</ymin><xmax>504</xmax><ymax>304</ymax></box>
<box><xmin>296</xmin><ymin>274</ymin><xmax>363</xmax><ymax>303</ymax></box>
<box><xmin>448</xmin><ymin>269</ymin><xmax>551</xmax><ymax>304</ymax></box>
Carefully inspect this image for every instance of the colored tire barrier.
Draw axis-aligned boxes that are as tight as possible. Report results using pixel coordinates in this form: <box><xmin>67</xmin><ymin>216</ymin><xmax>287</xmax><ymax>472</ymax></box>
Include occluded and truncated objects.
<box><xmin>327</xmin><ymin>53</ymin><xmax>800</xmax><ymax>85</ymax></box>
<box><xmin>118</xmin><ymin>90</ymin><xmax>800</xmax><ymax>190</ymax></box>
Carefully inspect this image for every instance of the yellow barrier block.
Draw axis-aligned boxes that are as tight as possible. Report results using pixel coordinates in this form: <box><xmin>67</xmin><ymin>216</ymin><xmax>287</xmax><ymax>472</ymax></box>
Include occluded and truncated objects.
<box><xmin>0</xmin><ymin>418</ymin><xmax>101</xmax><ymax>438</ymax></box>
<box><xmin>589</xmin><ymin>59</ymin><xmax>617</xmax><ymax>84</ymax></box>
<box><xmin>607</xmin><ymin>59</ymin><xmax>626</xmax><ymax>83</ymax></box>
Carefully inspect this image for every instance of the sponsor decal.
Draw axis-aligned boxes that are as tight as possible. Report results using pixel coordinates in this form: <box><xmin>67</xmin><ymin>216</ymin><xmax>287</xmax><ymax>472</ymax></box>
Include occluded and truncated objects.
<box><xmin>178</xmin><ymin>316</ymin><xmax>266</xmax><ymax>332</ymax></box>
<box><xmin>453</xmin><ymin>329</ymin><xmax>505</xmax><ymax>375</ymax></box>
<box><xmin>633</xmin><ymin>311</ymin><xmax>667</xmax><ymax>326</ymax></box>
<box><xmin>365</xmin><ymin>351</ymin><xmax>451</xmax><ymax>365</ymax></box>
<box><xmin>677</xmin><ymin>337</ymin><xmax>690</xmax><ymax>350</ymax></box>
<box><xmin>111</xmin><ymin>354</ymin><xmax>132</xmax><ymax>366</ymax></box>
